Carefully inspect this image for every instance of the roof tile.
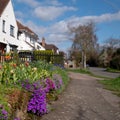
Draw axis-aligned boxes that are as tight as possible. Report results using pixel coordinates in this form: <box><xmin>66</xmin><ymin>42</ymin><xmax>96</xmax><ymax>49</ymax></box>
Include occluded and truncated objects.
<box><xmin>0</xmin><ymin>0</ymin><xmax>10</xmax><ymax>16</ymax></box>
<box><xmin>17</xmin><ymin>21</ymin><xmax>38</xmax><ymax>39</ymax></box>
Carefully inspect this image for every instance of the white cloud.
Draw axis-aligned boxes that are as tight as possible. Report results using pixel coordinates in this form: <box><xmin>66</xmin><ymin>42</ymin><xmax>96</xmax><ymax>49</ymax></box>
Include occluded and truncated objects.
<box><xmin>17</xmin><ymin>0</ymin><xmax>39</xmax><ymax>7</ymax></box>
<box><xmin>16</xmin><ymin>10</ymin><xmax>120</xmax><ymax>51</ymax></box>
<box><xmin>48</xmin><ymin>33</ymin><xmax>68</xmax><ymax>43</ymax></box>
<box><xmin>67</xmin><ymin>11</ymin><xmax>120</xmax><ymax>27</ymax></box>
<box><xmin>43</xmin><ymin>11</ymin><xmax>120</xmax><ymax>50</ymax></box>
<box><xmin>25</xmin><ymin>21</ymin><xmax>47</xmax><ymax>38</ymax></box>
<box><xmin>45</xmin><ymin>0</ymin><xmax>62</xmax><ymax>6</ymax></box>
<box><xmin>49</xmin><ymin>20</ymin><xmax>68</xmax><ymax>34</ymax></box>
<box><xmin>16</xmin><ymin>0</ymin><xmax>76</xmax><ymax>21</ymax></box>
<box><xmin>34</xmin><ymin>6</ymin><xmax>76</xmax><ymax>21</ymax></box>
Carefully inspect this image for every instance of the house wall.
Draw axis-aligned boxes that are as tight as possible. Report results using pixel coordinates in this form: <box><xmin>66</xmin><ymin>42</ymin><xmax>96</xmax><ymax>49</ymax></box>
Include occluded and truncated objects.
<box><xmin>0</xmin><ymin>0</ymin><xmax>45</xmax><ymax>52</ymax></box>
<box><xmin>18</xmin><ymin>32</ymin><xmax>45</xmax><ymax>51</ymax></box>
<box><xmin>0</xmin><ymin>0</ymin><xmax>19</xmax><ymax>52</ymax></box>
<box><xmin>18</xmin><ymin>32</ymin><xmax>35</xmax><ymax>50</ymax></box>
<box><xmin>34</xmin><ymin>42</ymin><xmax>45</xmax><ymax>50</ymax></box>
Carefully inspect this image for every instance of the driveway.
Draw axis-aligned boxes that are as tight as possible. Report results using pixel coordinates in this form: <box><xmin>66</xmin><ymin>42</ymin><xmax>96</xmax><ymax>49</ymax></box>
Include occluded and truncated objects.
<box><xmin>89</xmin><ymin>67</ymin><xmax>120</xmax><ymax>78</ymax></box>
<box><xmin>41</xmin><ymin>72</ymin><xmax>120</xmax><ymax>120</ymax></box>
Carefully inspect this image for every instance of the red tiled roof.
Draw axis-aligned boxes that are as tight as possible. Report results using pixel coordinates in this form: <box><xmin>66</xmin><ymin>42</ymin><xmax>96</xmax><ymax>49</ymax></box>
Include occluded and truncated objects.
<box><xmin>17</xmin><ymin>21</ymin><xmax>38</xmax><ymax>38</ymax></box>
<box><xmin>17</xmin><ymin>21</ymin><xmax>38</xmax><ymax>40</ymax></box>
<box><xmin>40</xmin><ymin>42</ymin><xmax>58</xmax><ymax>51</ymax></box>
<box><xmin>45</xmin><ymin>44</ymin><xmax>58</xmax><ymax>50</ymax></box>
<box><xmin>17</xmin><ymin>21</ymin><xmax>38</xmax><ymax>41</ymax></box>
<box><xmin>0</xmin><ymin>0</ymin><xmax>10</xmax><ymax>16</ymax></box>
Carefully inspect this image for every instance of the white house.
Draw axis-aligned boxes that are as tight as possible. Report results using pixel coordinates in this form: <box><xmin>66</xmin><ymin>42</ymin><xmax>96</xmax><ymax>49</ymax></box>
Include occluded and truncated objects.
<box><xmin>17</xmin><ymin>21</ymin><xmax>45</xmax><ymax>51</ymax></box>
<box><xmin>0</xmin><ymin>0</ymin><xmax>19</xmax><ymax>53</ymax></box>
<box><xmin>0</xmin><ymin>0</ymin><xmax>45</xmax><ymax>53</ymax></box>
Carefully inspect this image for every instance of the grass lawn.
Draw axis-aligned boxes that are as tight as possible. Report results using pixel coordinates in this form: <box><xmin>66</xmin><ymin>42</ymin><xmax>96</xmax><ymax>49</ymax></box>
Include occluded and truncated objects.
<box><xmin>106</xmin><ymin>68</ymin><xmax>120</xmax><ymax>73</ymax></box>
<box><xmin>99</xmin><ymin>77</ymin><xmax>120</xmax><ymax>96</ymax></box>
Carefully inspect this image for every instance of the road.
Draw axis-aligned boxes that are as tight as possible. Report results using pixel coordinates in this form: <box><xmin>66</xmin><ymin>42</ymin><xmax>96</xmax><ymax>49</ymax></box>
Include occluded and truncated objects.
<box><xmin>89</xmin><ymin>67</ymin><xmax>120</xmax><ymax>78</ymax></box>
<box><xmin>41</xmin><ymin>72</ymin><xmax>120</xmax><ymax>120</ymax></box>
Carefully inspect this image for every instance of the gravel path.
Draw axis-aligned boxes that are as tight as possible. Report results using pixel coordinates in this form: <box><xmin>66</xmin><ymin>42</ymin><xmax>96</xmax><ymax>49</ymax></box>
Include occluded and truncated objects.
<box><xmin>41</xmin><ymin>72</ymin><xmax>120</xmax><ymax>120</ymax></box>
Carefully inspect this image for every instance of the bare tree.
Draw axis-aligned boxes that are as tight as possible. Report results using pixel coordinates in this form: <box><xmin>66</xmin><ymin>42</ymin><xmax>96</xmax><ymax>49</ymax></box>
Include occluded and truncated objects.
<box><xmin>105</xmin><ymin>37</ymin><xmax>120</xmax><ymax>49</ymax></box>
<box><xmin>101</xmin><ymin>37</ymin><xmax>120</xmax><ymax>67</ymax></box>
<box><xmin>68</xmin><ymin>23</ymin><xmax>97</xmax><ymax>69</ymax></box>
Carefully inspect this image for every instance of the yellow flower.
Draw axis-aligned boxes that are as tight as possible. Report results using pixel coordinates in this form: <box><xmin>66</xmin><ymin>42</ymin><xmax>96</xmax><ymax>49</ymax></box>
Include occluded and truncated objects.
<box><xmin>10</xmin><ymin>70</ymin><xmax>14</xmax><ymax>74</ymax></box>
<box><xmin>32</xmin><ymin>67</ymin><xmax>37</xmax><ymax>71</ymax></box>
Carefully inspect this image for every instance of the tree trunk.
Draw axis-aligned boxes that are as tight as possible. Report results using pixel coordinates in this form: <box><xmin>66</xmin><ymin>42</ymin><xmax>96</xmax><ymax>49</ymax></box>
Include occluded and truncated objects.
<box><xmin>82</xmin><ymin>51</ymin><xmax>84</xmax><ymax>68</ymax></box>
<box><xmin>82</xmin><ymin>51</ymin><xmax>86</xmax><ymax>69</ymax></box>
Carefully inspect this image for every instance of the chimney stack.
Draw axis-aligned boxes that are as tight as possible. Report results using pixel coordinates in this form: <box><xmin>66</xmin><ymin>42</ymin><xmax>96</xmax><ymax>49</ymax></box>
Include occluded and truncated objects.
<box><xmin>42</xmin><ymin>37</ymin><xmax>45</xmax><ymax>47</ymax></box>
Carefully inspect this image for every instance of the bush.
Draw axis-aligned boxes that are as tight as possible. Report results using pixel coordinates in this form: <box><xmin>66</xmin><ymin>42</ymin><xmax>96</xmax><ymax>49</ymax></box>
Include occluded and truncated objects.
<box><xmin>110</xmin><ymin>55</ymin><xmax>120</xmax><ymax>70</ymax></box>
<box><xmin>33</xmin><ymin>50</ymin><xmax>54</xmax><ymax>62</ymax></box>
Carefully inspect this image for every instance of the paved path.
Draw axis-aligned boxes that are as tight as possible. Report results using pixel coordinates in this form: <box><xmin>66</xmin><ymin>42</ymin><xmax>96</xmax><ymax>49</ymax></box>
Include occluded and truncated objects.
<box><xmin>89</xmin><ymin>67</ymin><xmax>120</xmax><ymax>78</ymax></box>
<box><xmin>41</xmin><ymin>72</ymin><xmax>120</xmax><ymax>120</ymax></box>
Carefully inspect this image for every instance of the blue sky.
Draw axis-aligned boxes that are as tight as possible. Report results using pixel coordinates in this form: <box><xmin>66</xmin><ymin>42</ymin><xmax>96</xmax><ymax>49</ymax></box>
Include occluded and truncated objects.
<box><xmin>12</xmin><ymin>0</ymin><xmax>120</xmax><ymax>52</ymax></box>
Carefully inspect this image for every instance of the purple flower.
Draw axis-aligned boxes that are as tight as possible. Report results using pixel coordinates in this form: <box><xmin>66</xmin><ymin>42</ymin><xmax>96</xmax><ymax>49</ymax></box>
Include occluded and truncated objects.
<box><xmin>0</xmin><ymin>107</ymin><xmax>8</xmax><ymax>120</ymax></box>
<box><xmin>20</xmin><ymin>77</ymin><xmax>62</xmax><ymax>117</ymax></box>
<box><xmin>53</xmin><ymin>74</ymin><xmax>63</xmax><ymax>89</ymax></box>
<box><xmin>14</xmin><ymin>118</ymin><xmax>20</xmax><ymax>120</ymax></box>
<box><xmin>27</xmin><ymin>87</ymin><xmax>47</xmax><ymax>116</ymax></box>
<box><xmin>44</xmin><ymin>78</ymin><xmax>56</xmax><ymax>92</ymax></box>
<box><xmin>1</xmin><ymin>109</ymin><xmax>8</xmax><ymax>115</ymax></box>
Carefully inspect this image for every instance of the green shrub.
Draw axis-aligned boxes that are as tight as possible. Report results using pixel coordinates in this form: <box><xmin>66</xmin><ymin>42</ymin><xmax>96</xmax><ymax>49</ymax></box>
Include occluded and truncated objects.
<box><xmin>110</xmin><ymin>56</ymin><xmax>120</xmax><ymax>70</ymax></box>
<box><xmin>33</xmin><ymin>50</ymin><xmax>54</xmax><ymax>62</ymax></box>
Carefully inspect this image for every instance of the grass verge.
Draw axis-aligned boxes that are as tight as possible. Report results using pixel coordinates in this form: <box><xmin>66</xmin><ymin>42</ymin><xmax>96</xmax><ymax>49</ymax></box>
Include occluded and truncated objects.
<box><xmin>99</xmin><ymin>77</ymin><xmax>120</xmax><ymax>96</ymax></box>
<box><xmin>106</xmin><ymin>67</ymin><xmax>120</xmax><ymax>73</ymax></box>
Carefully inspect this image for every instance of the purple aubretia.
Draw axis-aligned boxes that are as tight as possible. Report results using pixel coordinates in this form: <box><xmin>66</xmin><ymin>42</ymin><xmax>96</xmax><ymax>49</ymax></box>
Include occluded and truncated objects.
<box><xmin>27</xmin><ymin>87</ymin><xmax>47</xmax><ymax>116</ymax></box>
<box><xmin>14</xmin><ymin>118</ymin><xmax>20</xmax><ymax>120</ymax></box>
<box><xmin>21</xmin><ymin>79</ymin><xmax>51</xmax><ymax>116</ymax></box>
<box><xmin>20</xmin><ymin>80</ymin><xmax>47</xmax><ymax>116</ymax></box>
<box><xmin>53</xmin><ymin>74</ymin><xmax>63</xmax><ymax>89</ymax></box>
<box><xmin>20</xmin><ymin>76</ymin><xmax>63</xmax><ymax>116</ymax></box>
<box><xmin>0</xmin><ymin>105</ymin><xmax>8</xmax><ymax>120</ymax></box>
<box><xmin>44</xmin><ymin>78</ymin><xmax>56</xmax><ymax>93</ymax></box>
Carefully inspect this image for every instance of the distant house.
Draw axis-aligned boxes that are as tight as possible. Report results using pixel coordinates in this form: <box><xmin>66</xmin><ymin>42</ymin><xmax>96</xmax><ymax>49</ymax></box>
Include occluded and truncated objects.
<box><xmin>17</xmin><ymin>21</ymin><xmax>45</xmax><ymax>51</ymax></box>
<box><xmin>40</xmin><ymin>37</ymin><xmax>59</xmax><ymax>54</ymax></box>
<box><xmin>0</xmin><ymin>0</ymin><xmax>19</xmax><ymax>53</ymax></box>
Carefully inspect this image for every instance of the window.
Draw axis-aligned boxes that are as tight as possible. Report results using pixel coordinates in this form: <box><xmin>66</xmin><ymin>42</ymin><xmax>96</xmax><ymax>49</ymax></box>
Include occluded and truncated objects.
<box><xmin>10</xmin><ymin>25</ymin><xmax>14</xmax><ymax>37</ymax></box>
<box><xmin>30</xmin><ymin>37</ymin><xmax>34</xmax><ymax>44</ymax></box>
<box><xmin>2</xmin><ymin>20</ymin><xmax>6</xmax><ymax>33</ymax></box>
<box><xmin>37</xmin><ymin>45</ymin><xmax>41</xmax><ymax>49</ymax></box>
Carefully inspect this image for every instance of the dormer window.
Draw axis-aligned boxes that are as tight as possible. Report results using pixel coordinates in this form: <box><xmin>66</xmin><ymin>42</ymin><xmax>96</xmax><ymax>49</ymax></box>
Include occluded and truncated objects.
<box><xmin>10</xmin><ymin>25</ymin><xmax>14</xmax><ymax>37</ymax></box>
<box><xmin>2</xmin><ymin>20</ymin><xmax>6</xmax><ymax>33</ymax></box>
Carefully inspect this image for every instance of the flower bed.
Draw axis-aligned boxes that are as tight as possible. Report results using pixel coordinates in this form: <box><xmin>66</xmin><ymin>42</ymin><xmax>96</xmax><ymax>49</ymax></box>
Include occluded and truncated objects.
<box><xmin>0</xmin><ymin>61</ymin><xmax>69</xmax><ymax>120</ymax></box>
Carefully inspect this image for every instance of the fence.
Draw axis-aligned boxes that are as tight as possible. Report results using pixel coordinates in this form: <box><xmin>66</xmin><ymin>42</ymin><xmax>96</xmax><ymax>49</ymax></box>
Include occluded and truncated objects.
<box><xmin>0</xmin><ymin>51</ymin><xmax>64</xmax><ymax>66</ymax></box>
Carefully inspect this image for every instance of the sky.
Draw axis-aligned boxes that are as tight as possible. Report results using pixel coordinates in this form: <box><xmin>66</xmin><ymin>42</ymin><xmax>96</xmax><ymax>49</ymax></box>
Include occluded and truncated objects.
<box><xmin>12</xmin><ymin>0</ymin><xmax>120</xmax><ymax>52</ymax></box>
